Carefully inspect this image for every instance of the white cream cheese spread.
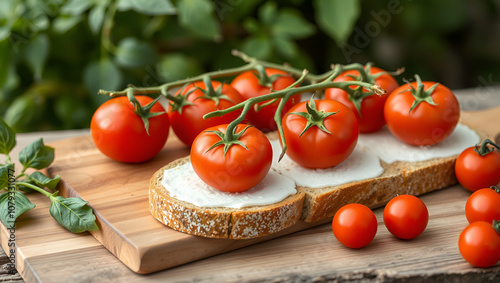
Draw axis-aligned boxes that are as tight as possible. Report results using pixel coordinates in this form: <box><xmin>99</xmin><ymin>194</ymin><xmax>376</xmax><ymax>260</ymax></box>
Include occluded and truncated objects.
<box><xmin>161</xmin><ymin>123</ymin><xmax>479</xmax><ymax>208</ymax></box>
<box><xmin>270</xmin><ymin>140</ymin><xmax>385</xmax><ymax>188</ymax></box>
<box><xmin>357</xmin><ymin>124</ymin><xmax>480</xmax><ymax>163</ymax></box>
<box><xmin>161</xmin><ymin>162</ymin><xmax>296</xmax><ymax>209</ymax></box>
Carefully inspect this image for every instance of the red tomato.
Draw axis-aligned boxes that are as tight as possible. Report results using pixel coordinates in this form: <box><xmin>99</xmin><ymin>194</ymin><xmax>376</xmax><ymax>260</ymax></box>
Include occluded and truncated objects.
<box><xmin>231</xmin><ymin>68</ymin><xmax>300</xmax><ymax>132</ymax></box>
<box><xmin>465</xmin><ymin>187</ymin><xmax>500</xmax><ymax>224</ymax></box>
<box><xmin>91</xmin><ymin>95</ymin><xmax>169</xmax><ymax>163</ymax></box>
<box><xmin>383</xmin><ymin>195</ymin><xmax>429</xmax><ymax>239</ymax></box>
<box><xmin>280</xmin><ymin>98</ymin><xmax>359</xmax><ymax>169</ymax></box>
<box><xmin>458</xmin><ymin>221</ymin><xmax>500</xmax><ymax>268</ymax></box>
<box><xmin>384</xmin><ymin>78</ymin><xmax>460</xmax><ymax>146</ymax></box>
<box><xmin>455</xmin><ymin>140</ymin><xmax>500</xmax><ymax>192</ymax></box>
<box><xmin>324</xmin><ymin>66</ymin><xmax>399</xmax><ymax>133</ymax></box>
<box><xmin>168</xmin><ymin>80</ymin><xmax>244</xmax><ymax>147</ymax></box>
<box><xmin>332</xmin><ymin>203</ymin><xmax>378</xmax><ymax>249</ymax></box>
<box><xmin>190</xmin><ymin>124</ymin><xmax>272</xmax><ymax>193</ymax></box>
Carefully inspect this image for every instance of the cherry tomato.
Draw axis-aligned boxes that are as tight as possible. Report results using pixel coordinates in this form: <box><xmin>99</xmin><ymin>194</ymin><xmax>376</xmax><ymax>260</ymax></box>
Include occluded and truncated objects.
<box><xmin>383</xmin><ymin>195</ymin><xmax>429</xmax><ymax>239</ymax></box>
<box><xmin>465</xmin><ymin>187</ymin><xmax>500</xmax><ymax>224</ymax></box>
<box><xmin>458</xmin><ymin>221</ymin><xmax>500</xmax><ymax>268</ymax></box>
<box><xmin>332</xmin><ymin>203</ymin><xmax>378</xmax><ymax>249</ymax></box>
<box><xmin>231</xmin><ymin>68</ymin><xmax>300</xmax><ymax>132</ymax></box>
<box><xmin>91</xmin><ymin>95</ymin><xmax>169</xmax><ymax>163</ymax></box>
<box><xmin>190</xmin><ymin>124</ymin><xmax>272</xmax><ymax>193</ymax></box>
<box><xmin>324</xmin><ymin>66</ymin><xmax>399</xmax><ymax>133</ymax></box>
<box><xmin>455</xmin><ymin>140</ymin><xmax>500</xmax><ymax>192</ymax></box>
<box><xmin>168</xmin><ymin>80</ymin><xmax>244</xmax><ymax>147</ymax></box>
<box><xmin>280</xmin><ymin>98</ymin><xmax>359</xmax><ymax>169</ymax></box>
<box><xmin>384</xmin><ymin>76</ymin><xmax>460</xmax><ymax>146</ymax></box>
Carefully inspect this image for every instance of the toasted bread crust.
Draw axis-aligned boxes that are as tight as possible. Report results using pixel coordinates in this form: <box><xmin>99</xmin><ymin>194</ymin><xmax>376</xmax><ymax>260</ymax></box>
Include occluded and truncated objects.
<box><xmin>149</xmin><ymin>156</ymin><xmax>305</xmax><ymax>239</ymax></box>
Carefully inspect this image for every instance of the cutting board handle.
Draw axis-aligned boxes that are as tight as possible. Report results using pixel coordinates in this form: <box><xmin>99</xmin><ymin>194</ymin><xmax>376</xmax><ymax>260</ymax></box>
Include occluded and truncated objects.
<box><xmin>461</xmin><ymin>106</ymin><xmax>500</xmax><ymax>144</ymax></box>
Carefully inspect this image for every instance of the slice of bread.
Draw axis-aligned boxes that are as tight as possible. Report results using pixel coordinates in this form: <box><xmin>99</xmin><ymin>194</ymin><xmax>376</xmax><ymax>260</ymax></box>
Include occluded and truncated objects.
<box><xmin>150</xmin><ymin>119</ymin><xmax>482</xmax><ymax>238</ymax></box>
<box><xmin>149</xmin><ymin>156</ymin><xmax>305</xmax><ymax>239</ymax></box>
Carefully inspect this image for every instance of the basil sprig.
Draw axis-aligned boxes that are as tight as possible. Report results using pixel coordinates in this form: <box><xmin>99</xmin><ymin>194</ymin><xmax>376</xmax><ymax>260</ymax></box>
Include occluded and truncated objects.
<box><xmin>0</xmin><ymin>118</ymin><xmax>98</xmax><ymax>233</ymax></box>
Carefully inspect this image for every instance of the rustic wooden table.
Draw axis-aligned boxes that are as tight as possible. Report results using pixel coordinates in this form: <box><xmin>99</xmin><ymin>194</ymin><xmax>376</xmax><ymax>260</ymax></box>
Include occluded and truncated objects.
<box><xmin>1</xmin><ymin>86</ymin><xmax>500</xmax><ymax>282</ymax></box>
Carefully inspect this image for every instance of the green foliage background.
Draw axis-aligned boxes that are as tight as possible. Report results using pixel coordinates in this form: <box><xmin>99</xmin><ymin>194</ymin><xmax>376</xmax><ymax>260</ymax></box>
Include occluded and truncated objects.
<box><xmin>1</xmin><ymin>0</ymin><xmax>499</xmax><ymax>132</ymax></box>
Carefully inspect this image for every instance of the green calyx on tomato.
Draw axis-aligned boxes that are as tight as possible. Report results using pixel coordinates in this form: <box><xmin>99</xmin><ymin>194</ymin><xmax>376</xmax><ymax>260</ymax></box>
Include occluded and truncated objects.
<box><xmin>254</xmin><ymin>64</ymin><xmax>284</xmax><ymax>88</ymax></box>
<box><xmin>492</xmin><ymin>185</ymin><xmax>500</xmax><ymax>194</ymax></box>
<box><xmin>344</xmin><ymin>63</ymin><xmax>400</xmax><ymax>116</ymax></box>
<box><xmin>494</xmin><ymin>220</ymin><xmax>500</xmax><ymax>234</ymax></box>
<box><xmin>474</xmin><ymin>139</ymin><xmax>500</xmax><ymax>156</ymax></box>
<box><xmin>197</xmin><ymin>76</ymin><xmax>234</xmax><ymax>106</ymax></box>
<box><xmin>287</xmin><ymin>96</ymin><xmax>338</xmax><ymax>137</ymax></box>
<box><xmin>126</xmin><ymin>89</ymin><xmax>165</xmax><ymax>135</ymax></box>
<box><xmin>405</xmin><ymin>75</ymin><xmax>439</xmax><ymax>113</ymax></box>
<box><xmin>168</xmin><ymin>84</ymin><xmax>196</xmax><ymax>114</ymax></box>
<box><xmin>204</xmin><ymin>124</ymin><xmax>252</xmax><ymax>155</ymax></box>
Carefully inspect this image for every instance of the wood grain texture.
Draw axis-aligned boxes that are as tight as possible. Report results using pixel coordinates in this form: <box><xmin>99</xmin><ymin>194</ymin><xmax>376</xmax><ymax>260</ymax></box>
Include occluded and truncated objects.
<box><xmin>0</xmin><ymin>107</ymin><xmax>499</xmax><ymax>282</ymax></box>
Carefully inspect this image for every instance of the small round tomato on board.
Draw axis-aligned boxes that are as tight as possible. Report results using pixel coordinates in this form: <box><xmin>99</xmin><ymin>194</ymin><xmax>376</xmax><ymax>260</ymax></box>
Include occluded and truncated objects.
<box><xmin>332</xmin><ymin>203</ymin><xmax>378</xmax><ymax>249</ymax></box>
<box><xmin>458</xmin><ymin>220</ymin><xmax>500</xmax><ymax>268</ymax></box>
<box><xmin>168</xmin><ymin>78</ymin><xmax>244</xmax><ymax>147</ymax></box>
<box><xmin>231</xmin><ymin>67</ymin><xmax>300</xmax><ymax>132</ymax></box>
<box><xmin>383</xmin><ymin>195</ymin><xmax>429</xmax><ymax>240</ymax></box>
<box><xmin>190</xmin><ymin>124</ymin><xmax>272</xmax><ymax>193</ymax></box>
<box><xmin>280</xmin><ymin>97</ymin><xmax>359</xmax><ymax>169</ymax></box>
<box><xmin>455</xmin><ymin>139</ymin><xmax>500</xmax><ymax>192</ymax></box>
<box><xmin>324</xmin><ymin>64</ymin><xmax>399</xmax><ymax>133</ymax></box>
<box><xmin>91</xmin><ymin>95</ymin><xmax>169</xmax><ymax>163</ymax></box>
<box><xmin>465</xmin><ymin>186</ymin><xmax>500</xmax><ymax>224</ymax></box>
<box><xmin>384</xmin><ymin>75</ymin><xmax>460</xmax><ymax>146</ymax></box>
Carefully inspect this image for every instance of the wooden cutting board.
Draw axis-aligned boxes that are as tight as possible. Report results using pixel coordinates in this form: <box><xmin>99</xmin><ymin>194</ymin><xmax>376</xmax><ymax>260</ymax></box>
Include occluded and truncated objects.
<box><xmin>33</xmin><ymin>107</ymin><xmax>500</xmax><ymax>275</ymax></box>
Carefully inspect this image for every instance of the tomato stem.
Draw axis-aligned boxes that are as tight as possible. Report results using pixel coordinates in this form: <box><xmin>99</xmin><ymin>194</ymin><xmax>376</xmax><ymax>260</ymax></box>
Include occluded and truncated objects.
<box><xmin>493</xmin><ymin>220</ymin><xmax>500</xmax><ymax>235</ymax></box>
<box><xmin>404</xmin><ymin>74</ymin><xmax>439</xmax><ymax>113</ymax></box>
<box><xmin>474</xmin><ymin>139</ymin><xmax>500</xmax><ymax>156</ymax></box>
<box><xmin>491</xmin><ymin>186</ymin><xmax>500</xmax><ymax>194</ymax></box>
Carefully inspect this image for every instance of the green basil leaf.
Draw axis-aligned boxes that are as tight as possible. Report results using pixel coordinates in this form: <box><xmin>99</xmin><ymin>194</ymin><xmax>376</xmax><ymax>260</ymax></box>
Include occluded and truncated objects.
<box><xmin>314</xmin><ymin>0</ymin><xmax>360</xmax><ymax>43</ymax></box>
<box><xmin>178</xmin><ymin>0</ymin><xmax>220</xmax><ymax>40</ymax></box>
<box><xmin>0</xmin><ymin>164</ymin><xmax>14</xmax><ymax>189</ymax></box>
<box><xmin>0</xmin><ymin>117</ymin><xmax>16</xmax><ymax>155</ymax></box>
<box><xmin>259</xmin><ymin>2</ymin><xmax>277</xmax><ymax>26</ymax></box>
<box><xmin>18</xmin><ymin>138</ymin><xmax>55</xmax><ymax>170</ymax></box>
<box><xmin>28</xmin><ymin>172</ymin><xmax>60</xmax><ymax>190</ymax></box>
<box><xmin>117</xmin><ymin>0</ymin><xmax>176</xmax><ymax>15</ymax></box>
<box><xmin>23</xmin><ymin>33</ymin><xmax>50</xmax><ymax>82</ymax></box>
<box><xmin>115</xmin><ymin>37</ymin><xmax>158</xmax><ymax>68</ymax></box>
<box><xmin>0</xmin><ymin>191</ymin><xmax>36</xmax><ymax>227</ymax></box>
<box><xmin>49</xmin><ymin>194</ymin><xmax>98</xmax><ymax>233</ymax></box>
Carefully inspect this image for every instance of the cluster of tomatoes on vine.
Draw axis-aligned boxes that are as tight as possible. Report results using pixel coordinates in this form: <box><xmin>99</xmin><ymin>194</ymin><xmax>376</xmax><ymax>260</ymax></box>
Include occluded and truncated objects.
<box><xmin>90</xmin><ymin>56</ymin><xmax>500</xmax><ymax>268</ymax></box>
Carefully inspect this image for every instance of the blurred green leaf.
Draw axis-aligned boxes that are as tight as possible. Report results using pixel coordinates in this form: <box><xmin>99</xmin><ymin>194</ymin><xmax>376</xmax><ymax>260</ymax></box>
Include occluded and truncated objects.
<box><xmin>157</xmin><ymin>53</ymin><xmax>202</xmax><ymax>82</ymax></box>
<box><xmin>259</xmin><ymin>2</ymin><xmax>277</xmax><ymax>26</ymax></box>
<box><xmin>272</xmin><ymin>37</ymin><xmax>298</xmax><ymax>59</ymax></box>
<box><xmin>0</xmin><ymin>39</ymin><xmax>13</xmax><ymax>89</ymax></box>
<box><xmin>0</xmin><ymin>117</ymin><xmax>16</xmax><ymax>155</ymax></box>
<box><xmin>4</xmin><ymin>96</ymin><xmax>39</xmax><ymax>133</ymax></box>
<box><xmin>88</xmin><ymin>3</ymin><xmax>107</xmax><ymax>35</ymax></box>
<box><xmin>241</xmin><ymin>36</ymin><xmax>272</xmax><ymax>59</ymax></box>
<box><xmin>178</xmin><ymin>0</ymin><xmax>220</xmax><ymax>40</ymax></box>
<box><xmin>114</xmin><ymin>37</ymin><xmax>158</xmax><ymax>68</ymax></box>
<box><xmin>23</xmin><ymin>33</ymin><xmax>50</xmax><ymax>82</ymax></box>
<box><xmin>61</xmin><ymin>0</ymin><xmax>94</xmax><ymax>16</ymax></box>
<box><xmin>83</xmin><ymin>58</ymin><xmax>122</xmax><ymax>106</ymax></box>
<box><xmin>117</xmin><ymin>0</ymin><xmax>176</xmax><ymax>15</ymax></box>
<box><xmin>53</xmin><ymin>15</ymin><xmax>82</xmax><ymax>34</ymax></box>
<box><xmin>314</xmin><ymin>0</ymin><xmax>360</xmax><ymax>43</ymax></box>
<box><xmin>273</xmin><ymin>8</ymin><xmax>315</xmax><ymax>39</ymax></box>
<box><xmin>0</xmin><ymin>0</ymin><xmax>22</xmax><ymax>41</ymax></box>
<box><xmin>54</xmin><ymin>96</ymin><xmax>92</xmax><ymax>129</ymax></box>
